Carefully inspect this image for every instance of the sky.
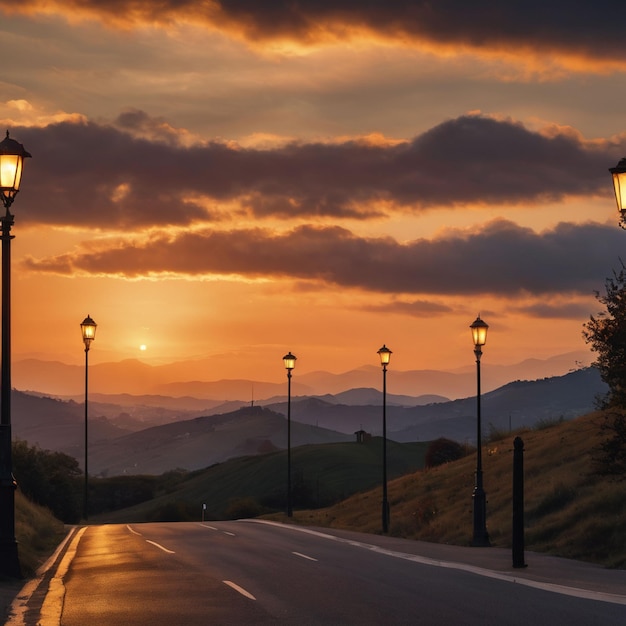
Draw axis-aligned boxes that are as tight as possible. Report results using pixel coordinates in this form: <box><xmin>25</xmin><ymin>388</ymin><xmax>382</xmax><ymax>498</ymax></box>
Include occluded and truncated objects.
<box><xmin>1</xmin><ymin>1</ymin><xmax>626</xmax><ymax>382</ymax></box>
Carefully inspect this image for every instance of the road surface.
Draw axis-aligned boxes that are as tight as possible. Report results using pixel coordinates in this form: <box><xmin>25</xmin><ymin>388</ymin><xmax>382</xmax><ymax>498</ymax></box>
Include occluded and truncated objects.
<box><xmin>11</xmin><ymin>520</ymin><xmax>626</xmax><ymax>624</ymax></box>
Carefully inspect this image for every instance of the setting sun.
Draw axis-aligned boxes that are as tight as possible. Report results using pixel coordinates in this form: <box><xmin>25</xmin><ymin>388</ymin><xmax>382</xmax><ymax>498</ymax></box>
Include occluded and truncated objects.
<box><xmin>2</xmin><ymin>1</ymin><xmax>622</xmax><ymax>382</ymax></box>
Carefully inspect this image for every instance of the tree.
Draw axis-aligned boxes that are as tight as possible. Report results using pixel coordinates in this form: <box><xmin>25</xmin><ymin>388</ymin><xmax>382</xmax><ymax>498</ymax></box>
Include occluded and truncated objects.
<box><xmin>583</xmin><ymin>261</ymin><xmax>626</xmax><ymax>410</ymax></box>
<box><xmin>593</xmin><ymin>412</ymin><xmax>626</xmax><ymax>480</ymax></box>
<box><xmin>583</xmin><ymin>261</ymin><xmax>626</xmax><ymax>479</ymax></box>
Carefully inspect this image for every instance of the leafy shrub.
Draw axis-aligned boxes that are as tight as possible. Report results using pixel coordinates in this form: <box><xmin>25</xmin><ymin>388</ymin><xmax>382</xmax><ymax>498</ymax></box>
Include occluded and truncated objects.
<box><xmin>424</xmin><ymin>438</ymin><xmax>465</xmax><ymax>468</ymax></box>
<box><xmin>90</xmin><ymin>475</ymin><xmax>157</xmax><ymax>513</ymax></box>
<box><xmin>12</xmin><ymin>440</ymin><xmax>82</xmax><ymax>523</ymax></box>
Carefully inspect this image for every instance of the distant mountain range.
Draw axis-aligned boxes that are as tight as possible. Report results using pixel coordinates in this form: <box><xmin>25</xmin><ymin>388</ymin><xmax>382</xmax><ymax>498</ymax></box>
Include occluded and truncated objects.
<box><xmin>9</xmin><ymin>365</ymin><xmax>605</xmax><ymax>476</ymax></box>
<box><xmin>13</xmin><ymin>350</ymin><xmax>591</xmax><ymax>400</ymax></box>
<box><xmin>266</xmin><ymin>367</ymin><xmax>606</xmax><ymax>442</ymax></box>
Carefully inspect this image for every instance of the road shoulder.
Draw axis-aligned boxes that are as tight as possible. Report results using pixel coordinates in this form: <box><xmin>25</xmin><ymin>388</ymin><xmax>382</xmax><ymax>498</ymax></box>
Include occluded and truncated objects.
<box><xmin>3</xmin><ymin>526</ymin><xmax>81</xmax><ymax>625</ymax></box>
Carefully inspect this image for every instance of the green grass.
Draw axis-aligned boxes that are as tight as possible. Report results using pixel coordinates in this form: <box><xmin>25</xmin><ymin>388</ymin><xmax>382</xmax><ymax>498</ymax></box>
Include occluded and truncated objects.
<box><xmin>95</xmin><ymin>439</ymin><xmax>428</xmax><ymax>523</ymax></box>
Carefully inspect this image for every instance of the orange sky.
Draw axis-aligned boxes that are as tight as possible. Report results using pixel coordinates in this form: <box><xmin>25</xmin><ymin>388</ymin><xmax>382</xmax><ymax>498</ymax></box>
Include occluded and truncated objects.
<box><xmin>1</xmin><ymin>1</ymin><xmax>625</xmax><ymax>383</ymax></box>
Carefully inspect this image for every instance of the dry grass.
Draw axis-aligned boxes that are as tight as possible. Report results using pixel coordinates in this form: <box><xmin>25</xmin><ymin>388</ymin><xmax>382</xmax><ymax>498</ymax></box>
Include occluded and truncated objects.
<box><xmin>288</xmin><ymin>410</ymin><xmax>626</xmax><ymax>568</ymax></box>
<box><xmin>14</xmin><ymin>491</ymin><xmax>66</xmax><ymax>577</ymax></box>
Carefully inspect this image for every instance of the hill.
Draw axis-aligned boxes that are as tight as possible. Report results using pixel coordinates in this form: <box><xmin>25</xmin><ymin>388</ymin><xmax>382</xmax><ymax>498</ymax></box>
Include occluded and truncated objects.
<box><xmin>15</xmin><ymin>491</ymin><xmax>66</xmax><ymax>577</ymax></box>
<box><xmin>294</xmin><ymin>410</ymin><xmax>626</xmax><ymax>568</ymax></box>
<box><xmin>75</xmin><ymin>368</ymin><xmax>609</xmax><ymax>475</ymax></box>
<box><xmin>390</xmin><ymin>366</ymin><xmax>607</xmax><ymax>442</ymax></box>
<box><xmin>11</xmin><ymin>391</ymin><xmax>131</xmax><ymax>450</ymax></box>
<box><xmin>9</xmin><ymin>368</ymin><xmax>605</xmax><ymax>476</ymax></box>
<box><xmin>268</xmin><ymin>367</ymin><xmax>606</xmax><ymax>442</ymax></box>
<box><xmin>85</xmin><ymin>406</ymin><xmax>353</xmax><ymax>476</ymax></box>
<box><xmin>95</xmin><ymin>438</ymin><xmax>429</xmax><ymax>522</ymax></box>
<box><xmin>97</xmin><ymin>409</ymin><xmax>626</xmax><ymax>568</ymax></box>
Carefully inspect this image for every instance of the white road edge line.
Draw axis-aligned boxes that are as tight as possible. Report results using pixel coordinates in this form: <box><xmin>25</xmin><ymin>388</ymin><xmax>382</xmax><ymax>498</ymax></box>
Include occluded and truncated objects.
<box><xmin>145</xmin><ymin>540</ymin><xmax>176</xmax><ymax>554</ymax></box>
<box><xmin>292</xmin><ymin>551</ymin><xmax>318</xmax><ymax>562</ymax></box>
<box><xmin>223</xmin><ymin>580</ymin><xmax>256</xmax><ymax>600</ymax></box>
<box><xmin>246</xmin><ymin>520</ymin><xmax>626</xmax><ymax>606</ymax></box>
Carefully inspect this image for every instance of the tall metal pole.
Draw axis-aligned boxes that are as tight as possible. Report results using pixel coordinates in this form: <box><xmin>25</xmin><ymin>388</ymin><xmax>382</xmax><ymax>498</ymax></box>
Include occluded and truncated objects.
<box><xmin>84</xmin><ymin>344</ymin><xmax>89</xmax><ymax>520</ymax></box>
<box><xmin>0</xmin><ymin>208</ymin><xmax>20</xmax><ymax>577</ymax></box>
<box><xmin>381</xmin><ymin>361</ymin><xmax>389</xmax><ymax>533</ymax></box>
<box><xmin>282</xmin><ymin>352</ymin><xmax>296</xmax><ymax>517</ymax></box>
<box><xmin>287</xmin><ymin>368</ymin><xmax>292</xmax><ymax>518</ymax></box>
<box><xmin>0</xmin><ymin>132</ymin><xmax>31</xmax><ymax>578</ymax></box>
<box><xmin>80</xmin><ymin>314</ymin><xmax>96</xmax><ymax>520</ymax></box>
<box><xmin>472</xmin><ymin>344</ymin><xmax>490</xmax><ymax>546</ymax></box>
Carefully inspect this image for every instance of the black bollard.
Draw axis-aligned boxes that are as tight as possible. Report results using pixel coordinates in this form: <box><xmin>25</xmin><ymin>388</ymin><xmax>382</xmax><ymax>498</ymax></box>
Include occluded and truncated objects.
<box><xmin>512</xmin><ymin>436</ymin><xmax>527</xmax><ymax>568</ymax></box>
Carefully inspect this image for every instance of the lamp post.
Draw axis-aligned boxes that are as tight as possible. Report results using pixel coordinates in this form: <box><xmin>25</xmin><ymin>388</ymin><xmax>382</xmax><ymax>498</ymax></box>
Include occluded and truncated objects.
<box><xmin>283</xmin><ymin>352</ymin><xmax>296</xmax><ymax>517</ymax></box>
<box><xmin>80</xmin><ymin>315</ymin><xmax>97</xmax><ymax>520</ymax></box>
<box><xmin>0</xmin><ymin>131</ymin><xmax>31</xmax><ymax>578</ymax></box>
<box><xmin>609</xmin><ymin>157</ymin><xmax>626</xmax><ymax>228</ymax></box>
<box><xmin>470</xmin><ymin>316</ymin><xmax>490</xmax><ymax>547</ymax></box>
<box><xmin>377</xmin><ymin>344</ymin><xmax>392</xmax><ymax>533</ymax></box>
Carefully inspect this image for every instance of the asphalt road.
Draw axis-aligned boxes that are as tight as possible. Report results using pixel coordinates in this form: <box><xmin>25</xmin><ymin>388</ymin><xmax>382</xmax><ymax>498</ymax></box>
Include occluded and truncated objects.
<box><xmin>12</xmin><ymin>521</ymin><xmax>626</xmax><ymax>625</ymax></box>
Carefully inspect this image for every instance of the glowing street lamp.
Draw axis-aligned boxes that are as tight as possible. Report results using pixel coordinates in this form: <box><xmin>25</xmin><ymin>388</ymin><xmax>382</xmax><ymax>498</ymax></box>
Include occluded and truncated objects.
<box><xmin>283</xmin><ymin>352</ymin><xmax>296</xmax><ymax>517</ymax></box>
<box><xmin>609</xmin><ymin>157</ymin><xmax>626</xmax><ymax>228</ymax></box>
<box><xmin>0</xmin><ymin>131</ymin><xmax>30</xmax><ymax>209</ymax></box>
<box><xmin>377</xmin><ymin>344</ymin><xmax>392</xmax><ymax>533</ymax></box>
<box><xmin>80</xmin><ymin>315</ymin><xmax>97</xmax><ymax>520</ymax></box>
<box><xmin>0</xmin><ymin>131</ymin><xmax>31</xmax><ymax>578</ymax></box>
<box><xmin>81</xmin><ymin>315</ymin><xmax>97</xmax><ymax>349</ymax></box>
<box><xmin>470</xmin><ymin>316</ymin><xmax>490</xmax><ymax>547</ymax></box>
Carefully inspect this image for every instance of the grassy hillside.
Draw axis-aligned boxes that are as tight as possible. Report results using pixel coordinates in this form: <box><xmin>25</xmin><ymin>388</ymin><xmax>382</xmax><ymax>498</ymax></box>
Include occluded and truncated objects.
<box><xmin>96</xmin><ymin>410</ymin><xmax>626</xmax><ymax>569</ymax></box>
<box><xmin>291</xmin><ymin>411</ymin><xmax>626</xmax><ymax>568</ymax></box>
<box><xmin>14</xmin><ymin>491</ymin><xmax>66</xmax><ymax>578</ymax></box>
<box><xmin>96</xmin><ymin>439</ymin><xmax>428</xmax><ymax>522</ymax></box>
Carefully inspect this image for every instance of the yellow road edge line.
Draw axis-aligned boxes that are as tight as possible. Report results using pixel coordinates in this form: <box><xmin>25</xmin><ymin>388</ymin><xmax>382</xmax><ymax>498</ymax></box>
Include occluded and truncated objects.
<box><xmin>38</xmin><ymin>526</ymin><xmax>88</xmax><ymax>626</ymax></box>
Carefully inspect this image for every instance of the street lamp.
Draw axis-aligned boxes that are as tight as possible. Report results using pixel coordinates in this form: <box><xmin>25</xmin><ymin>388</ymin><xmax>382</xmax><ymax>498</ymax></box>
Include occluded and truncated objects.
<box><xmin>609</xmin><ymin>157</ymin><xmax>626</xmax><ymax>228</ymax></box>
<box><xmin>80</xmin><ymin>315</ymin><xmax>97</xmax><ymax>520</ymax></box>
<box><xmin>377</xmin><ymin>344</ymin><xmax>392</xmax><ymax>533</ymax></box>
<box><xmin>283</xmin><ymin>352</ymin><xmax>296</xmax><ymax>517</ymax></box>
<box><xmin>0</xmin><ymin>131</ymin><xmax>31</xmax><ymax>578</ymax></box>
<box><xmin>470</xmin><ymin>316</ymin><xmax>490</xmax><ymax>547</ymax></box>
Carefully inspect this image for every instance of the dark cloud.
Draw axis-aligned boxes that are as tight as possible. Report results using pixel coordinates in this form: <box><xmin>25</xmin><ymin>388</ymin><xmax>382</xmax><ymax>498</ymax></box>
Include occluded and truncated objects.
<box><xmin>22</xmin><ymin>220</ymin><xmax>626</xmax><ymax>298</ymax></box>
<box><xmin>514</xmin><ymin>301</ymin><xmax>594</xmax><ymax>320</ymax></box>
<box><xmin>10</xmin><ymin>114</ymin><xmax>623</xmax><ymax>228</ymax></box>
<box><xmin>364</xmin><ymin>300</ymin><xmax>454</xmax><ymax>317</ymax></box>
<box><xmin>4</xmin><ymin>1</ymin><xmax>624</xmax><ymax>64</ymax></box>
<box><xmin>212</xmin><ymin>2</ymin><xmax>626</xmax><ymax>64</ymax></box>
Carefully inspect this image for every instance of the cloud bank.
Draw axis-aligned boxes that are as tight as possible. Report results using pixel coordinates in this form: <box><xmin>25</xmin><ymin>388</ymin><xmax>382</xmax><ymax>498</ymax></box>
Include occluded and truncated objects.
<box><xmin>23</xmin><ymin>220</ymin><xmax>625</xmax><ymax>299</ymax></box>
<box><xmin>2</xmin><ymin>1</ymin><xmax>624</xmax><ymax>67</ymax></box>
<box><xmin>13</xmin><ymin>113</ymin><xmax>623</xmax><ymax>228</ymax></box>
<box><xmin>12</xmin><ymin>111</ymin><xmax>624</xmax><ymax>309</ymax></box>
